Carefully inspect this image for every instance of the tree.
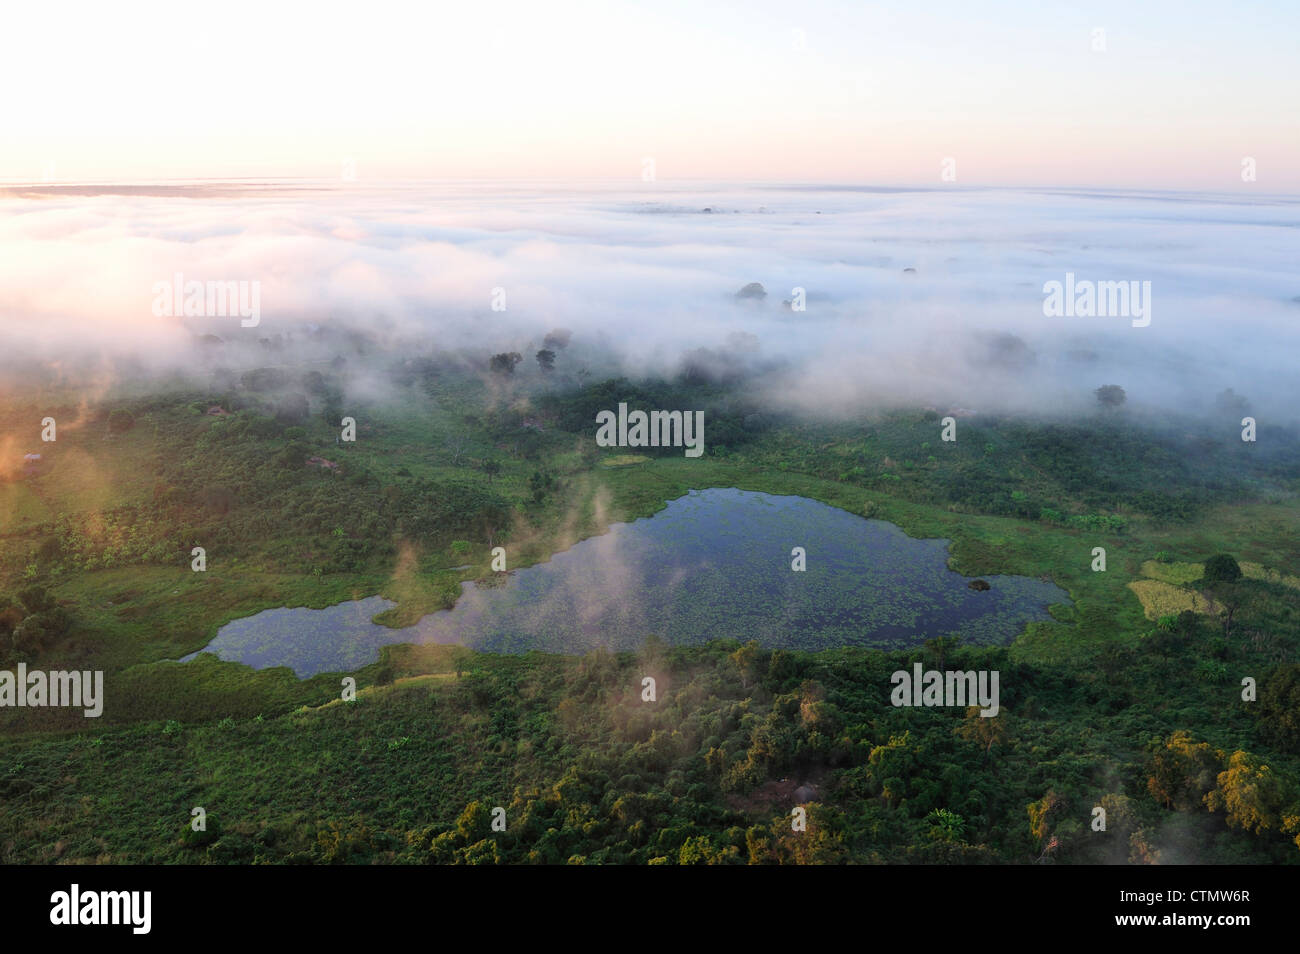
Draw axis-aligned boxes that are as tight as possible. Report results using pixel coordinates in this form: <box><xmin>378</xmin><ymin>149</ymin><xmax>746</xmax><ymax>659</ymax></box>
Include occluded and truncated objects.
<box><xmin>481</xmin><ymin>460</ymin><xmax>501</xmax><ymax>482</ymax></box>
<box><xmin>0</xmin><ymin>597</ymin><xmax>23</xmax><ymax>641</ymax></box>
<box><xmin>10</xmin><ymin>602</ymin><xmax>68</xmax><ymax>654</ymax></box>
<box><xmin>1201</xmin><ymin>554</ymin><xmax>1242</xmax><ymax>583</ymax></box>
<box><xmin>17</xmin><ymin>585</ymin><xmax>54</xmax><ymax>615</ymax></box>
<box><xmin>275</xmin><ymin>440</ymin><xmax>312</xmax><ymax>470</ymax></box>
<box><xmin>108</xmin><ymin>408</ymin><xmax>136</xmax><ymax>434</ymax></box>
<box><xmin>957</xmin><ymin>706</ymin><xmax>1007</xmax><ymax>762</ymax></box>
<box><xmin>1205</xmin><ymin>751</ymin><xmax>1285</xmax><ymax>835</ymax></box>
<box><xmin>927</xmin><ymin>808</ymin><xmax>967</xmax><ymax>843</ymax></box>
<box><xmin>451</xmin><ymin>646</ymin><xmax>473</xmax><ymax>679</ymax></box>
<box><xmin>1214</xmin><ymin>584</ymin><xmax>1253</xmax><ymax>639</ymax></box>
<box><xmin>984</xmin><ymin>333</ymin><xmax>1035</xmax><ymax>370</ymax></box>
<box><xmin>679</xmin><ymin>834</ymin><xmax>740</xmax><ymax>865</ymax></box>
<box><xmin>729</xmin><ymin>640</ymin><xmax>760</xmax><ymax>689</ymax></box>
<box><xmin>757</xmin><ymin>805</ymin><xmax>850</xmax><ymax>864</ymax></box>
<box><xmin>489</xmin><ymin>352</ymin><xmax>522</xmax><ymax>375</ymax></box>
<box><xmin>526</xmin><ymin>470</ymin><xmax>547</xmax><ymax>503</ymax></box>
<box><xmin>12</xmin><ymin>615</ymin><xmax>48</xmax><ymax>653</ymax></box>
<box><xmin>535</xmin><ymin>349</ymin><xmax>556</xmax><ymax>373</ymax></box>
<box><xmin>444</xmin><ymin>434</ymin><xmax>469</xmax><ymax>466</ymax></box>
<box><xmin>1027</xmin><ymin>790</ymin><xmax>1066</xmax><ymax>846</ymax></box>
<box><xmin>1094</xmin><ymin>384</ymin><xmax>1126</xmax><ymax>409</ymax></box>
<box><xmin>923</xmin><ymin>635</ymin><xmax>961</xmax><ymax>670</ymax></box>
<box><xmin>1146</xmin><ymin>731</ymin><xmax>1222</xmax><ymax>810</ymax></box>
<box><xmin>1201</xmin><ymin>555</ymin><xmax>1248</xmax><ymax>638</ymax></box>
<box><xmin>1256</xmin><ymin>665</ymin><xmax>1300</xmax><ymax>754</ymax></box>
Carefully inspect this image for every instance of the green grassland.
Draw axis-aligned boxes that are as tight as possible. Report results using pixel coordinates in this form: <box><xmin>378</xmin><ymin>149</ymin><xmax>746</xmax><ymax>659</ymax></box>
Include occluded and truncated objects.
<box><xmin>1</xmin><ymin>360</ymin><xmax>1298</xmax><ymax>863</ymax></box>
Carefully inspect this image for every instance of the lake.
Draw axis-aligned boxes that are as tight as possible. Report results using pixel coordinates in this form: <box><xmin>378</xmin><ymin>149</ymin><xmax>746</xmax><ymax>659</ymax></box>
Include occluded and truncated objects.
<box><xmin>183</xmin><ymin>487</ymin><xmax>1069</xmax><ymax>677</ymax></box>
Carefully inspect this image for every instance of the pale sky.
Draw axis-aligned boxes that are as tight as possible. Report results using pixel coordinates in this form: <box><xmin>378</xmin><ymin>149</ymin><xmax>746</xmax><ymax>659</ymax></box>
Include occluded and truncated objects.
<box><xmin>3</xmin><ymin>0</ymin><xmax>1297</xmax><ymax>189</ymax></box>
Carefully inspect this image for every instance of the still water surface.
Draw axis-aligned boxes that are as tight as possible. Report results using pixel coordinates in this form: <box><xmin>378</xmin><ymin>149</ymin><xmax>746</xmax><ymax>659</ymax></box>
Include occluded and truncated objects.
<box><xmin>184</xmin><ymin>488</ymin><xmax>1069</xmax><ymax>677</ymax></box>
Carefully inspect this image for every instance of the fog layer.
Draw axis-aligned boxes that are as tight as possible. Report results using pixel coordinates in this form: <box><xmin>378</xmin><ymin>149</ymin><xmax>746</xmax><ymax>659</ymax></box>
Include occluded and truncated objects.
<box><xmin>1</xmin><ymin>181</ymin><xmax>1296</xmax><ymax>421</ymax></box>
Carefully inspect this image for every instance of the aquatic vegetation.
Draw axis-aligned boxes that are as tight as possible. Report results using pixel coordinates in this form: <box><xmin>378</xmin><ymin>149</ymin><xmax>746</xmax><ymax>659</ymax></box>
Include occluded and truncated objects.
<box><xmin>187</xmin><ymin>488</ymin><xmax>1069</xmax><ymax>676</ymax></box>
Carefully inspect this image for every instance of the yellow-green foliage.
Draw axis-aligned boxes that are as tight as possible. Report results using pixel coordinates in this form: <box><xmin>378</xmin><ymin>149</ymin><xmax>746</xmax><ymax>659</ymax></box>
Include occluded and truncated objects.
<box><xmin>1140</xmin><ymin>559</ymin><xmax>1300</xmax><ymax>591</ymax></box>
<box><xmin>1241</xmin><ymin>562</ymin><xmax>1300</xmax><ymax>591</ymax></box>
<box><xmin>1127</xmin><ymin>579</ymin><xmax>1214</xmax><ymax>620</ymax></box>
<box><xmin>1140</xmin><ymin>560</ymin><xmax>1204</xmax><ymax>584</ymax></box>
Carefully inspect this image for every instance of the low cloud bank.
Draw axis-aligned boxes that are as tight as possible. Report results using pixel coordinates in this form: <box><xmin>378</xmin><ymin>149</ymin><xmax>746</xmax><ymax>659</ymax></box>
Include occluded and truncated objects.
<box><xmin>1</xmin><ymin>181</ymin><xmax>1296</xmax><ymax>423</ymax></box>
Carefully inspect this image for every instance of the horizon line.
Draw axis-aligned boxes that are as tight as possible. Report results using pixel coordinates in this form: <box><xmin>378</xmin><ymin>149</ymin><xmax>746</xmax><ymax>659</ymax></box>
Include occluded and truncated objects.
<box><xmin>0</xmin><ymin>177</ymin><xmax>1295</xmax><ymax>199</ymax></box>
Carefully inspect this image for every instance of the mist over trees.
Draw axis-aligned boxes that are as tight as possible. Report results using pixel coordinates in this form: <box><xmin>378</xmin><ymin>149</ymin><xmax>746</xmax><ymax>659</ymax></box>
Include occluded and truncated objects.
<box><xmin>490</xmin><ymin>352</ymin><xmax>523</xmax><ymax>375</ymax></box>
<box><xmin>1095</xmin><ymin>385</ymin><xmax>1126</xmax><ymax>409</ymax></box>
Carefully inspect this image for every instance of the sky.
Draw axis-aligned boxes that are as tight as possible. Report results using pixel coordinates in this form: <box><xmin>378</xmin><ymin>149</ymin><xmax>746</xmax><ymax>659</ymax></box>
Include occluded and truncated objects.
<box><xmin>2</xmin><ymin>0</ymin><xmax>1297</xmax><ymax>189</ymax></box>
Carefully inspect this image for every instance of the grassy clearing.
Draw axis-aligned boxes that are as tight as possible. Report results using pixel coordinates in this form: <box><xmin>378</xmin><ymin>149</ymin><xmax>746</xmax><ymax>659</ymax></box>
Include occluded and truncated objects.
<box><xmin>1140</xmin><ymin>560</ymin><xmax>1204</xmax><ymax>584</ymax></box>
<box><xmin>1127</xmin><ymin>579</ymin><xmax>1216</xmax><ymax>620</ymax></box>
<box><xmin>1243</xmin><ymin>562</ymin><xmax>1300</xmax><ymax>591</ymax></box>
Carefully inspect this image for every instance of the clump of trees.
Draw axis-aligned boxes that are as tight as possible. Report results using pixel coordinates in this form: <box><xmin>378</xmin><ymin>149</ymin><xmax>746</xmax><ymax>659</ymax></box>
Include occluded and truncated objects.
<box><xmin>1199</xmin><ymin>554</ymin><xmax>1249</xmax><ymax>638</ymax></box>
<box><xmin>1095</xmin><ymin>384</ymin><xmax>1126</xmax><ymax>409</ymax></box>
<box><xmin>489</xmin><ymin>353</ymin><xmax>522</xmax><ymax>375</ymax></box>
<box><xmin>984</xmin><ymin>333</ymin><xmax>1035</xmax><ymax>370</ymax></box>
<box><xmin>1201</xmin><ymin>554</ymin><xmax>1242</xmax><ymax>583</ymax></box>
<box><xmin>0</xmin><ymin>586</ymin><xmax>72</xmax><ymax>661</ymax></box>
<box><xmin>528</xmin><ymin>469</ymin><xmax>557</xmax><ymax>503</ymax></box>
